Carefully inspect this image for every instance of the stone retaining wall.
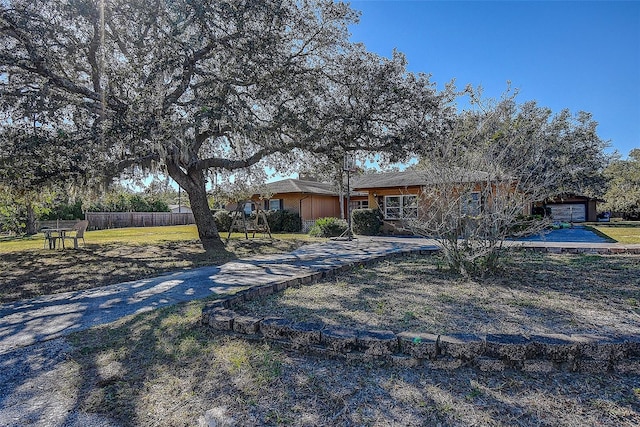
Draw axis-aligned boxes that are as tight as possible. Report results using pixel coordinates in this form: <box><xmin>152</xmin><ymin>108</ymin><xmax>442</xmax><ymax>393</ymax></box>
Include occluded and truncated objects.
<box><xmin>521</xmin><ymin>246</ymin><xmax>640</xmax><ymax>255</ymax></box>
<box><xmin>200</xmin><ymin>246</ymin><xmax>640</xmax><ymax>373</ymax></box>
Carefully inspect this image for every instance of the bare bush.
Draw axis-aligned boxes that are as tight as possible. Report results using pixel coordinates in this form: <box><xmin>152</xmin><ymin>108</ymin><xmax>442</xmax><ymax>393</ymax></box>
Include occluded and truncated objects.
<box><xmin>405</xmin><ymin>87</ymin><xmax>607</xmax><ymax>276</ymax></box>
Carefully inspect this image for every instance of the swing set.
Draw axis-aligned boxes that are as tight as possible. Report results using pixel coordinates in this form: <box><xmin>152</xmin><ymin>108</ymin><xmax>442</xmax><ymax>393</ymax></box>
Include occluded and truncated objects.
<box><xmin>226</xmin><ymin>201</ymin><xmax>272</xmax><ymax>241</ymax></box>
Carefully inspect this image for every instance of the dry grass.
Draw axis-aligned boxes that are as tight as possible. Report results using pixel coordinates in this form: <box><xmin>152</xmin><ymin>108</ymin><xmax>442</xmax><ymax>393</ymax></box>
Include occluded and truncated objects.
<box><xmin>0</xmin><ymin>237</ymin><xmax>313</xmax><ymax>303</ymax></box>
<box><xmin>1</xmin><ymin>249</ymin><xmax>639</xmax><ymax>426</ymax></box>
<box><xmin>3</xmin><ymin>296</ymin><xmax>637</xmax><ymax>427</ymax></box>
<box><xmin>238</xmin><ymin>251</ymin><xmax>640</xmax><ymax>337</ymax></box>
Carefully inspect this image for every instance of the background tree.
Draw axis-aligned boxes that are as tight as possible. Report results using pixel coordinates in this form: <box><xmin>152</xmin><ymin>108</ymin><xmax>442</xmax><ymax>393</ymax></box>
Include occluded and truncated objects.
<box><xmin>0</xmin><ymin>184</ymin><xmax>53</xmax><ymax>234</ymax></box>
<box><xmin>86</xmin><ymin>184</ymin><xmax>169</xmax><ymax>212</ymax></box>
<box><xmin>1</xmin><ymin>0</ymin><xmax>449</xmax><ymax>250</ymax></box>
<box><xmin>602</xmin><ymin>149</ymin><xmax>640</xmax><ymax>219</ymax></box>
<box><xmin>0</xmin><ymin>124</ymin><xmax>92</xmax><ymax>233</ymax></box>
<box><xmin>38</xmin><ymin>197</ymin><xmax>84</xmax><ymax>221</ymax></box>
<box><xmin>0</xmin><ymin>134</ymin><xmax>86</xmax><ymax>233</ymax></box>
<box><xmin>407</xmin><ymin>87</ymin><xmax>610</xmax><ymax>276</ymax></box>
<box><xmin>142</xmin><ymin>177</ymin><xmax>180</xmax><ymax>208</ymax></box>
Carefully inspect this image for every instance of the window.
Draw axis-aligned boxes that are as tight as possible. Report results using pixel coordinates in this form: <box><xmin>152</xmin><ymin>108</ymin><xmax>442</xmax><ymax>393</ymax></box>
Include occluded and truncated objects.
<box><xmin>402</xmin><ymin>195</ymin><xmax>418</xmax><ymax>218</ymax></box>
<box><xmin>350</xmin><ymin>200</ymin><xmax>369</xmax><ymax>210</ymax></box>
<box><xmin>462</xmin><ymin>192</ymin><xmax>481</xmax><ymax>216</ymax></box>
<box><xmin>384</xmin><ymin>195</ymin><xmax>418</xmax><ymax>219</ymax></box>
<box><xmin>268</xmin><ymin>199</ymin><xmax>283</xmax><ymax>211</ymax></box>
<box><xmin>385</xmin><ymin>196</ymin><xmax>401</xmax><ymax>219</ymax></box>
<box><xmin>243</xmin><ymin>202</ymin><xmax>255</xmax><ymax>215</ymax></box>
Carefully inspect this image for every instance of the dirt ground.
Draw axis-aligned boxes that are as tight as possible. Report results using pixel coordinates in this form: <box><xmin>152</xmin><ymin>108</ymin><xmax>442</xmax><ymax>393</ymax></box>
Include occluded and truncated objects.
<box><xmin>238</xmin><ymin>251</ymin><xmax>640</xmax><ymax>337</ymax></box>
<box><xmin>1</xmin><ymin>249</ymin><xmax>639</xmax><ymax>426</ymax></box>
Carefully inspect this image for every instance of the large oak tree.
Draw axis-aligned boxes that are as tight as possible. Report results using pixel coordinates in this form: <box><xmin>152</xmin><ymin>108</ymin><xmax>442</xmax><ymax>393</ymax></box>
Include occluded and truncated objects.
<box><xmin>1</xmin><ymin>0</ymin><xmax>449</xmax><ymax>249</ymax></box>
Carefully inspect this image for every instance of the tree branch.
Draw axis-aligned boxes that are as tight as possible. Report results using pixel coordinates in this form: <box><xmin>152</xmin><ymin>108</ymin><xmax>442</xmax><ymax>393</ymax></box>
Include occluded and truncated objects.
<box><xmin>1</xmin><ymin>11</ymin><xmax>126</xmax><ymax>112</ymax></box>
<box><xmin>195</xmin><ymin>147</ymin><xmax>278</xmax><ymax>171</ymax></box>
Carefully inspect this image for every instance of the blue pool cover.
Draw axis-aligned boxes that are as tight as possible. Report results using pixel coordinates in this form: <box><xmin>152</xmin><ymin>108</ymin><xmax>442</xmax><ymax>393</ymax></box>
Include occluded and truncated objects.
<box><xmin>515</xmin><ymin>226</ymin><xmax>614</xmax><ymax>243</ymax></box>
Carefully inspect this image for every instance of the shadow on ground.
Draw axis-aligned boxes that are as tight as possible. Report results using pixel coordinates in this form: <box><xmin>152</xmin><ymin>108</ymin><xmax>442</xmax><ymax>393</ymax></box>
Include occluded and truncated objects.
<box><xmin>0</xmin><ymin>238</ymin><xmax>310</xmax><ymax>303</ymax></box>
<box><xmin>1</xmin><ymin>299</ymin><xmax>638</xmax><ymax>426</ymax></box>
<box><xmin>237</xmin><ymin>252</ymin><xmax>640</xmax><ymax>337</ymax></box>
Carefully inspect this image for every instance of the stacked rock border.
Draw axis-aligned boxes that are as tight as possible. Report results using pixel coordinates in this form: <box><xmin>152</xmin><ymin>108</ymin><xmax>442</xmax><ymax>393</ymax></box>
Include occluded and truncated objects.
<box><xmin>201</xmin><ymin>247</ymin><xmax>640</xmax><ymax>373</ymax></box>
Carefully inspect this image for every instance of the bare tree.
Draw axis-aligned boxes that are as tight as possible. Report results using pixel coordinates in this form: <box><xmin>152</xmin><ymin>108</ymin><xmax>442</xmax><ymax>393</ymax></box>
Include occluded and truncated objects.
<box><xmin>406</xmin><ymin>87</ymin><xmax>609</xmax><ymax>276</ymax></box>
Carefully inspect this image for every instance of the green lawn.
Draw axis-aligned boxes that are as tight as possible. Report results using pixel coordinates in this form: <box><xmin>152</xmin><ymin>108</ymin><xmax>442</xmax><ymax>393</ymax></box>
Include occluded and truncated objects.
<box><xmin>0</xmin><ymin>225</ymin><xmax>312</xmax><ymax>253</ymax></box>
<box><xmin>591</xmin><ymin>225</ymin><xmax>640</xmax><ymax>244</ymax></box>
<box><xmin>0</xmin><ymin>225</ymin><xmax>321</xmax><ymax>303</ymax></box>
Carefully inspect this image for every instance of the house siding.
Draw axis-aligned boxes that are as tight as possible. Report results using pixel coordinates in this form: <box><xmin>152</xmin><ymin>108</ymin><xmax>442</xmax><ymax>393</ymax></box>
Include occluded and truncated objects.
<box><xmin>355</xmin><ymin>182</ymin><xmax>529</xmax><ymax>234</ymax></box>
<box><xmin>362</xmin><ymin>186</ymin><xmax>424</xmax><ymax>211</ymax></box>
<box><xmin>356</xmin><ymin>186</ymin><xmax>423</xmax><ymax>234</ymax></box>
<box><xmin>253</xmin><ymin>193</ymin><xmax>341</xmax><ymax>222</ymax></box>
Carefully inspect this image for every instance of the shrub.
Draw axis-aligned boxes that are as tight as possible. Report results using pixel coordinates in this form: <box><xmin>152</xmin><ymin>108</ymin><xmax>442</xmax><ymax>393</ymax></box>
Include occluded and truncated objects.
<box><xmin>352</xmin><ymin>208</ymin><xmax>382</xmax><ymax>235</ymax></box>
<box><xmin>281</xmin><ymin>210</ymin><xmax>302</xmax><ymax>233</ymax></box>
<box><xmin>87</xmin><ymin>192</ymin><xmax>170</xmax><ymax>212</ymax></box>
<box><xmin>309</xmin><ymin>217</ymin><xmax>347</xmax><ymax>237</ymax></box>
<box><xmin>265</xmin><ymin>210</ymin><xmax>302</xmax><ymax>233</ymax></box>
<box><xmin>39</xmin><ymin>199</ymin><xmax>85</xmax><ymax>220</ymax></box>
<box><xmin>264</xmin><ymin>210</ymin><xmax>283</xmax><ymax>232</ymax></box>
<box><xmin>212</xmin><ymin>210</ymin><xmax>233</xmax><ymax>232</ymax></box>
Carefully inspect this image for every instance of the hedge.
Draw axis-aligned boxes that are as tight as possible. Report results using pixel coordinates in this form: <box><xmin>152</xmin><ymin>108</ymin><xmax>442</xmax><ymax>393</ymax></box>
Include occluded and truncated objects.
<box><xmin>213</xmin><ymin>209</ymin><xmax>302</xmax><ymax>233</ymax></box>
<box><xmin>264</xmin><ymin>210</ymin><xmax>302</xmax><ymax>233</ymax></box>
<box><xmin>352</xmin><ymin>208</ymin><xmax>382</xmax><ymax>236</ymax></box>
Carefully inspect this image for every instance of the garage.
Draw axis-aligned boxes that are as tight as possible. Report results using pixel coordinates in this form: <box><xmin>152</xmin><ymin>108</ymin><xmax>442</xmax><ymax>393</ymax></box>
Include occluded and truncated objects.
<box><xmin>546</xmin><ymin>203</ymin><xmax>587</xmax><ymax>222</ymax></box>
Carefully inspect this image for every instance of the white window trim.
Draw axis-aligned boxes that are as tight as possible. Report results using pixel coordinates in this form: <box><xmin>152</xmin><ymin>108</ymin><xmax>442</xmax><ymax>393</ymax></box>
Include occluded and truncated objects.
<box><xmin>268</xmin><ymin>199</ymin><xmax>282</xmax><ymax>211</ymax></box>
<box><xmin>384</xmin><ymin>195</ymin><xmax>418</xmax><ymax>220</ymax></box>
<box><xmin>351</xmin><ymin>200</ymin><xmax>369</xmax><ymax>210</ymax></box>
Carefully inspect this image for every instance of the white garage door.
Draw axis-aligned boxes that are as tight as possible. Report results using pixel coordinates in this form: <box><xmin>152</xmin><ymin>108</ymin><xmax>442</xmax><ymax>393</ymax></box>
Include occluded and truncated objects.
<box><xmin>547</xmin><ymin>204</ymin><xmax>586</xmax><ymax>222</ymax></box>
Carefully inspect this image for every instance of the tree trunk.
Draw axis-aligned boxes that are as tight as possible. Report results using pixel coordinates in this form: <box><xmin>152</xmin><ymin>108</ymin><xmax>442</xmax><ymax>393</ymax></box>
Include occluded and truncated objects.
<box><xmin>166</xmin><ymin>158</ymin><xmax>225</xmax><ymax>252</ymax></box>
<box><xmin>25</xmin><ymin>199</ymin><xmax>37</xmax><ymax>235</ymax></box>
<box><xmin>187</xmin><ymin>180</ymin><xmax>225</xmax><ymax>252</ymax></box>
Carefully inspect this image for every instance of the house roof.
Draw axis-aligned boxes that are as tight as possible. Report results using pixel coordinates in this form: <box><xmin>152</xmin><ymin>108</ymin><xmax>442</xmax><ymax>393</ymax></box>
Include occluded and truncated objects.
<box><xmin>259</xmin><ymin>178</ymin><xmax>368</xmax><ymax>197</ymax></box>
<box><xmin>351</xmin><ymin>169</ymin><xmax>491</xmax><ymax>190</ymax></box>
<box><xmin>168</xmin><ymin>204</ymin><xmax>193</xmax><ymax>213</ymax></box>
<box><xmin>261</xmin><ymin>169</ymin><xmax>493</xmax><ymax>197</ymax></box>
<box><xmin>264</xmin><ymin>179</ymin><xmax>339</xmax><ymax>196</ymax></box>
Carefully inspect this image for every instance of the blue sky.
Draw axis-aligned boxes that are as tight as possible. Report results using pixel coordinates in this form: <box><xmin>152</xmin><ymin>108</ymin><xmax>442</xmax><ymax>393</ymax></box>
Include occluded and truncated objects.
<box><xmin>349</xmin><ymin>0</ymin><xmax>640</xmax><ymax>157</ymax></box>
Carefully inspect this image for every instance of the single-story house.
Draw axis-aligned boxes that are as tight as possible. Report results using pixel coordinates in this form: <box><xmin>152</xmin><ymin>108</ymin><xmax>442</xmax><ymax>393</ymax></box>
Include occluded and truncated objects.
<box><xmin>350</xmin><ymin>169</ymin><xmax>517</xmax><ymax>232</ymax></box>
<box><xmin>350</xmin><ymin>172</ymin><xmax>601</xmax><ymax>225</ymax></box>
<box><xmin>350</xmin><ymin>170</ymin><xmax>428</xmax><ymax>221</ymax></box>
<box><xmin>253</xmin><ymin>178</ymin><xmax>342</xmax><ymax>219</ymax></box>
<box><xmin>241</xmin><ymin>171</ymin><xmax>599</xmax><ymax>233</ymax></box>
<box><xmin>244</xmin><ymin>170</ymin><xmax>523</xmax><ymax>231</ymax></box>
<box><xmin>244</xmin><ymin>177</ymin><xmax>366</xmax><ymax>229</ymax></box>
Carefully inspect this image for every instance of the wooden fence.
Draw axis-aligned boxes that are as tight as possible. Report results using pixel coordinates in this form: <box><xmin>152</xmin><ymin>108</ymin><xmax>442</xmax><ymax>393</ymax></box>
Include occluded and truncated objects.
<box><xmin>37</xmin><ymin>220</ymin><xmax>80</xmax><ymax>230</ymax></box>
<box><xmin>84</xmin><ymin>212</ymin><xmax>195</xmax><ymax>230</ymax></box>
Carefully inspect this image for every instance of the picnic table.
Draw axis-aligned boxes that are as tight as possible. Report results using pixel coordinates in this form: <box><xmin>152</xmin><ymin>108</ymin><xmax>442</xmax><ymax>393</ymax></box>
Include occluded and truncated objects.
<box><xmin>42</xmin><ymin>220</ymin><xmax>89</xmax><ymax>249</ymax></box>
<box><xmin>43</xmin><ymin>228</ymin><xmax>73</xmax><ymax>249</ymax></box>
